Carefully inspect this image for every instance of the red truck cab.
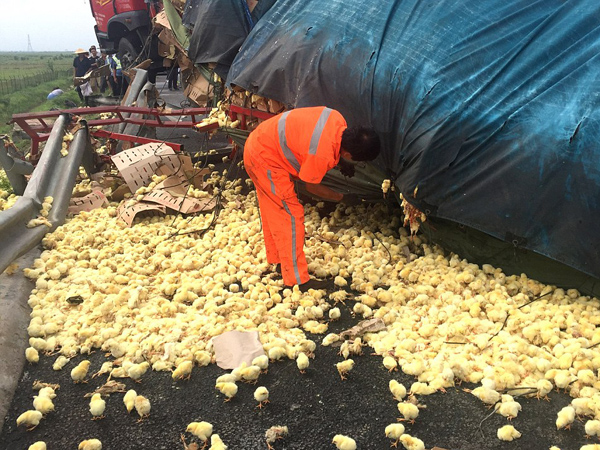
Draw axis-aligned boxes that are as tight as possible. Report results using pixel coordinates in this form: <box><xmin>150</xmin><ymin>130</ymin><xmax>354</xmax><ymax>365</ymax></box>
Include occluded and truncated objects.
<box><xmin>90</xmin><ymin>0</ymin><xmax>162</xmax><ymax>67</ymax></box>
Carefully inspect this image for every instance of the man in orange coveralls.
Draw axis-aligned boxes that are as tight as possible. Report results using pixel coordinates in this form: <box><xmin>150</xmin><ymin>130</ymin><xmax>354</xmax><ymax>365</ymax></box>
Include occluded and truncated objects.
<box><xmin>244</xmin><ymin>106</ymin><xmax>381</xmax><ymax>291</ymax></box>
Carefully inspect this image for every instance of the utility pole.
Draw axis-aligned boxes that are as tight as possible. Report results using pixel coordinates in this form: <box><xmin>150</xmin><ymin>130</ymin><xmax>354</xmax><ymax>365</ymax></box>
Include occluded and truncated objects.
<box><xmin>27</xmin><ymin>35</ymin><xmax>33</xmax><ymax>52</ymax></box>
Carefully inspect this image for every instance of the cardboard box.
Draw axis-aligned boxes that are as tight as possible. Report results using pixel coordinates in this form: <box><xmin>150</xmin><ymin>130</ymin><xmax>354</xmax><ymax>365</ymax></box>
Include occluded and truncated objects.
<box><xmin>184</xmin><ymin>67</ymin><xmax>214</xmax><ymax>106</ymax></box>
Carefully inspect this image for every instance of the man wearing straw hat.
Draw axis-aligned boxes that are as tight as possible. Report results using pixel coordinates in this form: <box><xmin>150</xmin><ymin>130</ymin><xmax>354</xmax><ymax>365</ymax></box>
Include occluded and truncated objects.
<box><xmin>72</xmin><ymin>48</ymin><xmax>92</xmax><ymax>106</ymax></box>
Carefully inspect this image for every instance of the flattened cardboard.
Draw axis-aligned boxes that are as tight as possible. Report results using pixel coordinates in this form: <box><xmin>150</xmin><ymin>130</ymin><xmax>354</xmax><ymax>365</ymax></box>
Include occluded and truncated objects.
<box><xmin>212</xmin><ymin>330</ymin><xmax>266</xmax><ymax>370</ymax></box>
<box><xmin>117</xmin><ymin>202</ymin><xmax>166</xmax><ymax>227</ymax></box>
<box><xmin>142</xmin><ymin>189</ymin><xmax>217</xmax><ymax>214</ymax></box>
<box><xmin>68</xmin><ymin>190</ymin><xmax>108</xmax><ymax>214</ymax></box>
<box><xmin>111</xmin><ymin>143</ymin><xmax>178</xmax><ymax>193</ymax></box>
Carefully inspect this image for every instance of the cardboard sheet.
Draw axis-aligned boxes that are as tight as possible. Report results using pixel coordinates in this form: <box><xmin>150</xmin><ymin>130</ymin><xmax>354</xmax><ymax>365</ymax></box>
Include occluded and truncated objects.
<box><xmin>142</xmin><ymin>189</ymin><xmax>217</xmax><ymax>214</ymax></box>
<box><xmin>111</xmin><ymin>143</ymin><xmax>178</xmax><ymax>193</ymax></box>
<box><xmin>68</xmin><ymin>190</ymin><xmax>108</xmax><ymax>214</ymax></box>
<box><xmin>117</xmin><ymin>201</ymin><xmax>166</xmax><ymax>227</ymax></box>
<box><xmin>183</xmin><ymin>67</ymin><xmax>214</xmax><ymax>106</ymax></box>
<box><xmin>212</xmin><ymin>330</ymin><xmax>266</xmax><ymax>370</ymax></box>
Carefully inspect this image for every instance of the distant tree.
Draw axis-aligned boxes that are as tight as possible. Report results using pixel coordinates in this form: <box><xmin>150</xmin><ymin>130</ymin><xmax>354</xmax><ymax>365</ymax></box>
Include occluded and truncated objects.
<box><xmin>13</xmin><ymin>55</ymin><xmax>18</xmax><ymax>60</ymax></box>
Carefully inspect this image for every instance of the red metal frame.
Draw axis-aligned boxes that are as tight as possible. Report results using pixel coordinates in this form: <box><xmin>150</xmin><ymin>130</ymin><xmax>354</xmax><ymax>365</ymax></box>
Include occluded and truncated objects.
<box><xmin>10</xmin><ymin>106</ymin><xmax>218</xmax><ymax>160</ymax></box>
<box><xmin>228</xmin><ymin>105</ymin><xmax>275</xmax><ymax>131</ymax></box>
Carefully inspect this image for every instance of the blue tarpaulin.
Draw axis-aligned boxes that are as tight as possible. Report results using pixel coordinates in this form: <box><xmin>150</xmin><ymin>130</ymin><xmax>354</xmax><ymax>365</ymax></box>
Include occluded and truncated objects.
<box><xmin>223</xmin><ymin>0</ymin><xmax>600</xmax><ymax>280</ymax></box>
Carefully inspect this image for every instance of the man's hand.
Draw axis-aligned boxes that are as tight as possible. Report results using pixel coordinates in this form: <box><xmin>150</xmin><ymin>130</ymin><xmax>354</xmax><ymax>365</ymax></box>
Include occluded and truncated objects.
<box><xmin>340</xmin><ymin>193</ymin><xmax>362</xmax><ymax>206</ymax></box>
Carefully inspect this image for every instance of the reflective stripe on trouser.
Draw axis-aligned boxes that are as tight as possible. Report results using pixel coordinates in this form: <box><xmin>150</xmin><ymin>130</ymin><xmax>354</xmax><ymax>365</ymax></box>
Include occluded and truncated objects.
<box><xmin>244</xmin><ymin>147</ymin><xmax>310</xmax><ymax>286</ymax></box>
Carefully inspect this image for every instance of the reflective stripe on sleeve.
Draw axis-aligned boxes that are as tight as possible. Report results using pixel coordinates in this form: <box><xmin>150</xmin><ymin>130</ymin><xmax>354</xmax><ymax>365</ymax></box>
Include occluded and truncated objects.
<box><xmin>277</xmin><ymin>111</ymin><xmax>301</xmax><ymax>172</ymax></box>
<box><xmin>308</xmin><ymin>107</ymin><xmax>333</xmax><ymax>155</ymax></box>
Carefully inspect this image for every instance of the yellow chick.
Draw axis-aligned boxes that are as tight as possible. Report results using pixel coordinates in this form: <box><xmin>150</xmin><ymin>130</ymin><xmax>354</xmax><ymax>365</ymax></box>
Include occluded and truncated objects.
<box><xmin>556</xmin><ymin>406</ymin><xmax>575</xmax><ymax>430</ymax></box>
<box><xmin>397</xmin><ymin>402</ymin><xmax>419</xmax><ymax>424</ymax></box>
<box><xmin>581</xmin><ymin>445</ymin><xmax>600</xmax><ymax>450</ymax></box>
<box><xmin>470</xmin><ymin>386</ymin><xmax>501</xmax><ymax>405</ymax></box>
<box><xmin>383</xmin><ymin>356</ymin><xmax>398</xmax><ymax>372</ymax></box>
<box><xmin>71</xmin><ymin>360</ymin><xmax>91</xmax><ymax>383</ymax></box>
<box><xmin>240</xmin><ymin>365</ymin><xmax>261</xmax><ymax>383</ymax></box>
<box><xmin>329</xmin><ymin>307</ymin><xmax>341</xmax><ymax>320</ymax></box>
<box><xmin>78</xmin><ymin>439</ymin><xmax>102</xmax><ymax>450</ymax></box>
<box><xmin>209</xmin><ymin>434</ymin><xmax>228</xmax><ymax>450</ymax></box>
<box><xmin>89</xmin><ymin>393</ymin><xmax>106</xmax><ymax>420</ymax></box>
<box><xmin>216</xmin><ymin>382</ymin><xmax>238</xmax><ymax>401</ymax></box>
<box><xmin>385</xmin><ymin>423</ymin><xmax>405</xmax><ymax>446</ymax></box>
<box><xmin>497</xmin><ymin>425</ymin><xmax>521</xmax><ymax>441</ymax></box>
<box><xmin>254</xmin><ymin>386</ymin><xmax>270</xmax><ymax>408</ymax></box>
<box><xmin>134</xmin><ymin>395</ymin><xmax>151</xmax><ymax>419</ymax></box>
<box><xmin>389</xmin><ymin>380</ymin><xmax>407</xmax><ymax>401</ymax></box>
<box><xmin>496</xmin><ymin>397</ymin><xmax>522</xmax><ymax>420</ymax></box>
<box><xmin>26</xmin><ymin>347</ymin><xmax>39</xmax><ymax>364</ymax></box>
<box><xmin>52</xmin><ymin>356</ymin><xmax>70</xmax><ymax>371</ymax></box>
<box><xmin>93</xmin><ymin>361</ymin><xmax>113</xmax><ymax>378</ymax></box>
<box><xmin>216</xmin><ymin>374</ymin><xmax>238</xmax><ymax>384</ymax></box>
<box><xmin>28</xmin><ymin>442</ymin><xmax>46</xmax><ymax>450</ymax></box>
<box><xmin>265</xmin><ymin>425</ymin><xmax>288</xmax><ymax>450</ymax></box>
<box><xmin>332</xmin><ymin>434</ymin><xmax>357</xmax><ymax>450</ymax></box>
<box><xmin>127</xmin><ymin>361</ymin><xmax>150</xmax><ymax>382</ymax></box>
<box><xmin>336</xmin><ymin>359</ymin><xmax>355</xmax><ymax>381</ymax></box>
<box><xmin>409</xmin><ymin>382</ymin><xmax>436</xmax><ymax>396</ymax></box>
<box><xmin>37</xmin><ymin>387</ymin><xmax>56</xmax><ymax>399</ymax></box>
<box><xmin>536</xmin><ymin>379</ymin><xmax>553</xmax><ymax>400</ymax></box>
<box><xmin>172</xmin><ymin>360</ymin><xmax>193</xmax><ymax>381</ymax></box>
<box><xmin>585</xmin><ymin>420</ymin><xmax>600</xmax><ymax>438</ymax></box>
<box><xmin>399</xmin><ymin>434</ymin><xmax>425</xmax><ymax>450</ymax></box>
<box><xmin>123</xmin><ymin>389</ymin><xmax>137</xmax><ymax>413</ymax></box>
<box><xmin>296</xmin><ymin>352</ymin><xmax>309</xmax><ymax>374</ymax></box>
<box><xmin>252</xmin><ymin>355</ymin><xmax>269</xmax><ymax>373</ymax></box>
<box><xmin>187</xmin><ymin>421</ymin><xmax>213</xmax><ymax>441</ymax></box>
<box><xmin>16</xmin><ymin>410</ymin><xmax>43</xmax><ymax>430</ymax></box>
<box><xmin>33</xmin><ymin>395</ymin><xmax>55</xmax><ymax>415</ymax></box>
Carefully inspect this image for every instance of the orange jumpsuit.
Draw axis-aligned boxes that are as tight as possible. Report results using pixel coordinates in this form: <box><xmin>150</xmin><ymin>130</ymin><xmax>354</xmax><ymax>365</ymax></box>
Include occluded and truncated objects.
<box><xmin>244</xmin><ymin>106</ymin><xmax>347</xmax><ymax>286</ymax></box>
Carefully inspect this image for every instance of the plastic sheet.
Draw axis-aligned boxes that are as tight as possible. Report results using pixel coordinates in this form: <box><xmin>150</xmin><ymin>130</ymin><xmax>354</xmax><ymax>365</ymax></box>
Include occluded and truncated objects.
<box><xmin>226</xmin><ymin>0</ymin><xmax>600</xmax><ymax>280</ymax></box>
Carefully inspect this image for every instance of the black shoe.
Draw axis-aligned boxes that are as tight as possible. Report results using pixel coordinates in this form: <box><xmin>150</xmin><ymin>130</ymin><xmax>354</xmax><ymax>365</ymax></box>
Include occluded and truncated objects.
<box><xmin>298</xmin><ymin>278</ymin><xmax>329</xmax><ymax>293</ymax></box>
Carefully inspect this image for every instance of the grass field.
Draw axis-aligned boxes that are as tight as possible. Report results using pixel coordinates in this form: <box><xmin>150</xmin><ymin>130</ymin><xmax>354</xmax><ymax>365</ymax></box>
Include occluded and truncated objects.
<box><xmin>0</xmin><ymin>52</ymin><xmax>73</xmax><ymax>78</ymax></box>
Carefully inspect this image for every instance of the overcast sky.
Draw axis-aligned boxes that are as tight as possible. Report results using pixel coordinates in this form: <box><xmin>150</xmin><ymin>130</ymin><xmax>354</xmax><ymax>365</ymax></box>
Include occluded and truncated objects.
<box><xmin>1</xmin><ymin>0</ymin><xmax>98</xmax><ymax>52</ymax></box>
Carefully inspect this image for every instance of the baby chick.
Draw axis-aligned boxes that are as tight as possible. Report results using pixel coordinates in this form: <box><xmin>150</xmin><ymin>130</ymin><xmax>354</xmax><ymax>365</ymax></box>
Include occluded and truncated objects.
<box><xmin>71</xmin><ymin>360</ymin><xmax>91</xmax><ymax>383</ymax></box>
<box><xmin>585</xmin><ymin>419</ymin><xmax>600</xmax><ymax>438</ymax></box>
<box><xmin>52</xmin><ymin>356</ymin><xmax>70</xmax><ymax>371</ymax></box>
<box><xmin>172</xmin><ymin>360</ymin><xmax>193</xmax><ymax>381</ymax></box>
<box><xmin>399</xmin><ymin>434</ymin><xmax>425</xmax><ymax>450</ymax></box>
<box><xmin>186</xmin><ymin>421</ymin><xmax>213</xmax><ymax>442</ymax></box>
<box><xmin>16</xmin><ymin>410</ymin><xmax>43</xmax><ymax>430</ymax></box>
<box><xmin>89</xmin><ymin>393</ymin><xmax>106</xmax><ymax>420</ymax></box>
<box><xmin>496</xmin><ymin>396</ymin><xmax>522</xmax><ymax>420</ymax></box>
<box><xmin>92</xmin><ymin>361</ymin><xmax>113</xmax><ymax>378</ymax></box>
<box><xmin>78</xmin><ymin>439</ymin><xmax>102</xmax><ymax>450</ymax></box>
<box><xmin>28</xmin><ymin>442</ymin><xmax>46</xmax><ymax>450</ymax></box>
<box><xmin>127</xmin><ymin>361</ymin><xmax>150</xmax><ymax>383</ymax></box>
<box><xmin>497</xmin><ymin>425</ymin><xmax>522</xmax><ymax>441</ymax></box>
<box><xmin>209</xmin><ymin>434</ymin><xmax>228</xmax><ymax>450</ymax></box>
<box><xmin>385</xmin><ymin>423</ymin><xmax>405</xmax><ymax>447</ymax></box>
<box><xmin>123</xmin><ymin>389</ymin><xmax>137</xmax><ymax>413</ymax></box>
<box><xmin>216</xmin><ymin>382</ymin><xmax>238</xmax><ymax>401</ymax></box>
<box><xmin>389</xmin><ymin>380</ymin><xmax>407</xmax><ymax>401</ymax></box>
<box><xmin>397</xmin><ymin>402</ymin><xmax>419</xmax><ymax>424</ymax></box>
<box><xmin>265</xmin><ymin>425</ymin><xmax>288</xmax><ymax>450</ymax></box>
<box><xmin>240</xmin><ymin>365</ymin><xmax>261</xmax><ymax>383</ymax></box>
<box><xmin>33</xmin><ymin>395</ymin><xmax>55</xmax><ymax>415</ymax></box>
<box><xmin>383</xmin><ymin>356</ymin><xmax>398</xmax><ymax>372</ymax></box>
<box><xmin>336</xmin><ymin>359</ymin><xmax>355</xmax><ymax>381</ymax></box>
<box><xmin>296</xmin><ymin>352</ymin><xmax>309</xmax><ymax>374</ymax></box>
<box><xmin>254</xmin><ymin>386</ymin><xmax>270</xmax><ymax>408</ymax></box>
<box><xmin>252</xmin><ymin>355</ymin><xmax>269</xmax><ymax>373</ymax></box>
<box><xmin>556</xmin><ymin>406</ymin><xmax>575</xmax><ymax>430</ymax></box>
<box><xmin>37</xmin><ymin>387</ymin><xmax>57</xmax><ymax>399</ymax></box>
<box><xmin>134</xmin><ymin>395</ymin><xmax>151</xmax><ymax>420</ymax></box>
<box><xmin>332</xmin><ymin>434</ymin><xmax>357</xmax><ymax>450</ymax></box>
<box><xmin>536</xmin><ymin>379</ymin><xmax>553</xmax><ymax>401</ymax></box>
<box><xmin>470</xmin><ymin>386</ymin><xmax>500</xmax><ymax>405</ymax></box>
<box><xmin>329</xmin><ymin>307</ymin><xmax>341</xmax><ymax>320</ymax></box>
<box><xmin>26</xmin><ymin>347</ymin><xmax>39</xmax><ymax>364</ymax></box>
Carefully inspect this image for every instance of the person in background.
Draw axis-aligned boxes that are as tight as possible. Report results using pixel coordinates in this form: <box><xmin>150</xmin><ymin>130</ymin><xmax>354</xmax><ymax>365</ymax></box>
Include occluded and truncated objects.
<box><xmin>98</xmin><ymin>50</ymin><xmax>109</xmax><ymax>94</ymax></box>
<box><xmin>88</xmin><ymin>45</ymin><xmax>101</xmax><ymax>68</ymax></box>
<box><xmin>107</xmin><ymin>50</ymin><xmax>125</xmax><ymax>97</ymax></box>
<box><xmin>72</xmin><ymin>48</ymin><xmax>92</xmax><ymax>106</ymax></box>
<box><xmin>167</xmin><ymin>61</ymin><xmax>180</xmax><ymax>91</ymax></box>
<box><xmin>243</xmin><ymin>106</ymin><xmax>381</xmax><ymax>291</ymax></box>
<box><xmin>47</xmin><ymin>87</ymin><xmax>63</xmax><ymax>100</ymax></box>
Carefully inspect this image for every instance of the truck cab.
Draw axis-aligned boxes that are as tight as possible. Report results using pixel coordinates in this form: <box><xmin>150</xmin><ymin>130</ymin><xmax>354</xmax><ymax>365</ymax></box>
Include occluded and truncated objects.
<box><xmin>90</xmin><ymin>0</ymin><xmax>162</xmax><ymax>68</ymax></box>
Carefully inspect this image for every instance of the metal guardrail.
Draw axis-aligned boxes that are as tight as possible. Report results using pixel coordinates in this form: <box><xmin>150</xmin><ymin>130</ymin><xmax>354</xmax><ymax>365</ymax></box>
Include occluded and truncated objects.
<box><xmin>0</xmin><ymin>141</ymin><xmax>33</xmax><ymax>196</ymax></box>
<box><xmin>0</xmin><ymin>114</ymin><xmax>92</xmax><ymax>274</ymax></box>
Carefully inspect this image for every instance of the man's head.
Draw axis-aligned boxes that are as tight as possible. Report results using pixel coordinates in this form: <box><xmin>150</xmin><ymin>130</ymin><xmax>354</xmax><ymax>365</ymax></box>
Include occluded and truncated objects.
<box><xmin>340</xmin><ymin>126</ymin><xmax>381</xmax><ymax>162</ymax></box>
<box><xmin>89</xmin><ymin>46</ymin><xmax>97</xmax><ymax>56</ymax></box>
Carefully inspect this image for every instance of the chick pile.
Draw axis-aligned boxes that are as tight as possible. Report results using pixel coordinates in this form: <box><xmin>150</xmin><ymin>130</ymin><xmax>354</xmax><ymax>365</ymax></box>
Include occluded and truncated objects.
<box><xmin>0</xmin><ymin>185</ymin><xmax>17</xmax><ymax>211</ymax></box>
<box><xmin>16</xmin><ymin>167</ymin><xmax>600</xmax><ymax>449</ymax></box>
<box><xmin>195</xmin><ymin>103</ymin><xmax>240</xmax><ymax>130</ymax></box>
<box><xmin>26</xmin><ymin>196</ymin><xmax>54</xmax><ymax>228</ymax></box>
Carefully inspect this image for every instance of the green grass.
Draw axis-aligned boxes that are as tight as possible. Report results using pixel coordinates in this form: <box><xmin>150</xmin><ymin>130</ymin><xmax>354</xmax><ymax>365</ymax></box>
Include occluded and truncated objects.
<box><xmin>0</xmin><ymin>52</ymin><xmax>73</xmax><ymax>78</ymax></box>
